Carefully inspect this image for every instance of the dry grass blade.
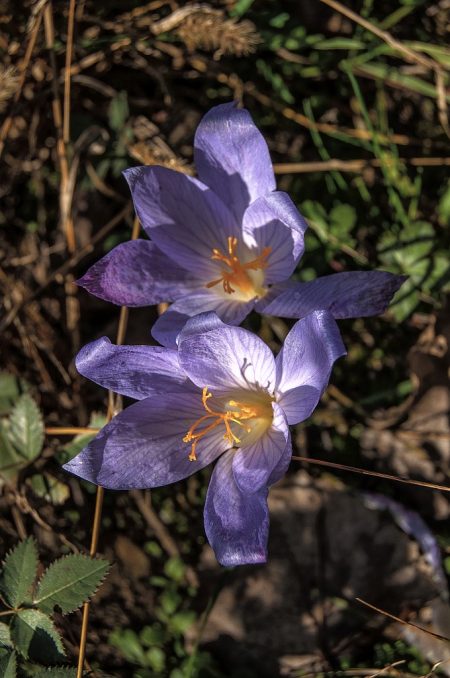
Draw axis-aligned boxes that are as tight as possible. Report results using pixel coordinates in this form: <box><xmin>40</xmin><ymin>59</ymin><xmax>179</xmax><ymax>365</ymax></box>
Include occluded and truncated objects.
<box><xmin>356</xmin><ymin>598</ymin><xmax>450</xmax><ymax>643</ymax></box>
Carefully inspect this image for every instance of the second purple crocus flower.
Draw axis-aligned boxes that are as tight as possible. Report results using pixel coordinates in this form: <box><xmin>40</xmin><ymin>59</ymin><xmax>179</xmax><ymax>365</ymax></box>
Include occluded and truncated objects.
<box><xmin>63</xmin><ymin>310</ymin><xmax>345</xmax><ymax>566</ymax></box>
<box><xmin>78</xmin><ymin>102</ymin><xmax>405</xmax><ymax>348</ymax></box>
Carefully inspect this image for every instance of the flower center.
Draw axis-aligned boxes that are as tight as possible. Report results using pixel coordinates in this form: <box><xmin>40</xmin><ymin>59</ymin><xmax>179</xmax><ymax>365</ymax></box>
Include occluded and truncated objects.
<box><xmin>205</xmin><ymin>236</ymin><xmax>271</xmax><ymax>301</ymax></box>
<box><xmin>183</xmin><ymin>387</ymin><xmax>273</xmax><ymax>461</ymax></box>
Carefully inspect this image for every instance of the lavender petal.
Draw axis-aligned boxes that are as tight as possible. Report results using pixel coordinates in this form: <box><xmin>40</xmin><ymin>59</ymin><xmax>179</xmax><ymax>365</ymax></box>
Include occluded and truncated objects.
<box><xmin>75</xmin><ymin>337</ymin><xmax>192</xmax><ymax>400</ymax></box>
<box><xmin>275</xmin><ymin>310</ymin><xmax>346</xmax><ymax>425</ymax></box>
<box><xmin>63</xmin><ymin>391</ymin><xmax>231</xmax><ymax>489</ymax></box>
<box><xmin>261</xmin><ymin>271</ymin><xmax>407</xmax><ymax>319</ymax></box>
<box><xmin>232</xmin><ymin>403</ymin><xmax>291</xmax><ymax>493</ymax></box>
<box><xmin>204</xmin><ymin>449</ymin><xmax>269</xmax><ymax>566</ymax></box>
<box><xmin>194</xmin><ymin>103</ymin><xmax>276</xmax><ymax>222</ymax></box>
<box><xmin>77</xmin><ymin>240</ymin><xmax>197</xmax><ymax>306</ymax></box>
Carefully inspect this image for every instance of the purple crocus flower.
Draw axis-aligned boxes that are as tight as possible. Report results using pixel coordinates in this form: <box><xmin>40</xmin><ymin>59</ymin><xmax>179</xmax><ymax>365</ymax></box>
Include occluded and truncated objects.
<box><xmin>78</xmin><ymin>102</ymin><xmax>405</xmax><ymax>348</ymax></box>
<box><xmin>63</xmin><ymin>310</ymin><xmax>345</xmax><ymax>566</ymax></box>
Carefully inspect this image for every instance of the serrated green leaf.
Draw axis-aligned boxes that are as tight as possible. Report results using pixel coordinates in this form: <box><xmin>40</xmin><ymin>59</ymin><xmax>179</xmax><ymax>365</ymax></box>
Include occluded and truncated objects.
<box><xmin>0</xmin><ymin>650</ymin><xmax>16</xmax><ymax>678</ymax></box>
<box><xmin>8</xmin><ymin>394</ymin><xmax>44</xmax><ymax>462</ymax></box>
<box><xmin>0</xmin><ymin>422</ymin><xmax>24</xmax><ymax>482</ymax></box>
<box><xmin>34</xmin><ymin>554</ymin><xmax>110</xmax><ymax>615</ymax></box>
<box><xmin>31</xmin><ymin>668</ymin><xmax>77</xmax><ymax>678</ymax></box>
<box><xmin>0</xmin><ymin>373</ymin><xmax>21</xmax><ymax>416</ymax></box>
<box><xmin>11</xmin><ymin>609</ymin><xmax>65</xmax><ymax>663</ymax></box>
<box><xmin>0</xmin><ymin>537</ymin><xmax>39</xmax><ymax>608</ymax></box>
<box><xmin>0</xmin><ymin>622</ymin><xmax>12</xmax><ymax>649</ymax></box>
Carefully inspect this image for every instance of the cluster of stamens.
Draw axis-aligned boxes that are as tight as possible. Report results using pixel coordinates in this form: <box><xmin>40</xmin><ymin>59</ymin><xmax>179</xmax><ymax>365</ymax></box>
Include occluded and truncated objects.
<box><xmin>183</xmin><ymin>387</ymin><xmax>258</xmax><ymax>461</ymax></box>
<box><xmin>206</xmin><ymin>236</ymin><xmax>271</xmax><ymax>296</ymax></box>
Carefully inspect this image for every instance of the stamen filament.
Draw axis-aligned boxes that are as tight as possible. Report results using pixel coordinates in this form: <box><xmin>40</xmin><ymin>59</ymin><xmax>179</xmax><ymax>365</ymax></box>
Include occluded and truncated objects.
<box><xmin>183</xmin><ymin>387</ymin><xmax>256</xmax><ymax>461</ymax></box>
<box><xmin>206</xmin><ymin>237</ymin><xmax>271</xmax><ymax>298</ymax></box>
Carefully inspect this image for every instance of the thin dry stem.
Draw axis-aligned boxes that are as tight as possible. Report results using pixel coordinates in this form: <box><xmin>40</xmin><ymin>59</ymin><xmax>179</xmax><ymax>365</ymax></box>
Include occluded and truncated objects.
<box><xmin>76</xmin><ymin>216</ymin><xmax>141</xmax><ymax>678</ymax></box>
<box><xmin>356</xmin><ymin>597</ymin><xmax>450</xmax><ymax>643</ymax></box>
<box><xmin>291</xmin><ymin>455</ymin><xmax>450</xmax><ymax>493</ymax></box>
<box><xmin>273</xmin><ymin>157</ymin><xmax>450</xmax><ymax>174</ymax></box>
<box><xmin>44</xmin><ymin>2</ymin><xmax>76</xmax><ymax>254</ymax></box>
<box><xmin>64</xmin><ymin>0</ymin><xmax>77</xmax><ymax>143</ymax></box>
<box><xmin>45</xmin><ymin>427</ymin><xmax>100</xmax><ymax>435</ymax></box>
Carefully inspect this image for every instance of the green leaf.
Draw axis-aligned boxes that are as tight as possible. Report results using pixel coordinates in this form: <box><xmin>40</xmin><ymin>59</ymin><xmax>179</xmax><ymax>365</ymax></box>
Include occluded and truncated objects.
<box><xmin>109</xmin><ymin>629</ymin><xmax>148</xmax><ymax>665</ymax></box>
<box><xmin>11</xmin><ymin>609</ymin><xmax>65</xmax><ymax>663</ymax></box>
<box><xmin>146</xmin><ymin>646</ymin><xmax>166</xmax><ymax>673</ymax></box>
<box><xmin>31</xmin><ymin>668</ymin><xmax>77</xmax><ymax>678</ymax></box>
<box><xmin>353</xmin><ymin>62</ymin><xmax>450</xmax><ymax>101</ymax></box>
<box><xmin>0</xmin><ymin>373</ymin><xmax>21</xmax><ymax>416</ymax></box>
<box><xmin>28</xmin><ymin>474</ymin><xmax>70</xmax><ymax>506</ymax></box>
<box><xmin>34</xmin><ymin>554</ymin><xmax>110</xmax><ymax>615</ymax></box>
<box><xmin>0</xmin><ymin>623</ymin><xmax>12</xmax><ymax>649</ymax></box>
<box><xmin>8</xmin><ymin>394</ymin><xmax>44</xmax><ymax>462</ymax></box>
<box><xmin>163</xmin><ymin>557</ymin><xmax>185</xmax><ymax>583</ymax></box>
<box><xmin>0</xmin><ymin>651</ymin><xmax>16</xmax><ymax>678</ymax></box>
<box><xmin>314</xmin><ymin>37</ymin><xmax>365</xmax><ymax>50</ymax></box>
<box><xmin>329</xmin><ymin>204</ymin><xmax>357</xmax><ymax>237</ymax></box>
<box><xmin>438</xmin><ymin>182</ymin><xmax>450</xmax><ymax>226</ymax></box>
<box><xmin>0</xmin><ymin>537</ymin><xmax>39</xmax><ymax>608</ymax></box>
<box><xmin>170</xmin><ymin>611</ymin><xmax>196</xmax><ymax>634</ymax></box>
<box><xmin>108</xmin><ymin>90</ymin><xmax>129</xmax><ymax>132</ymax></box>
<box><xmin>0</xmin><ymin>422</ymin><xmax>24</xmax><ymax>482</ymax></box>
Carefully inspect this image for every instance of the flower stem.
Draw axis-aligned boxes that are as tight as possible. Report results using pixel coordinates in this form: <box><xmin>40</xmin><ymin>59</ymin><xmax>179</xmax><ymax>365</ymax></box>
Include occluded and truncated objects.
<box><xmin>76</xmin><ymin>217</ymin><xmax>140</xmax><ymax>678</ymax></box>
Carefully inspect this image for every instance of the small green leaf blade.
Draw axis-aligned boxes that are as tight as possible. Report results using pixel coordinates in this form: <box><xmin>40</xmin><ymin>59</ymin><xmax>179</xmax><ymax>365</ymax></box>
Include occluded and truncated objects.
<box><xmin>0</xmin><ymin>622</ymin><xmax>12</xmax><ymax>649</ymax></box>
<box><xmin>8</xmin><ymin>394</ymin><xmax>44</xmax><ymax>462</ymax></box>
<box><xmin>0</xmin><ymin>650</ymin><xmax>17</xmax><ymax>678</ymax></box>
<box><xmin>34</xmin><ymin>554</ymin><xmax>110</xmax><ymax>615</ymax></box>
<box><xmin>0</xmin><ymin>537</ymin><xmax>39</xmax><ymax>608</ymax></box>
<box><xmin>11</xmin><ymin>609</ymin><xmax>65</xmax><ymax>663</ymax></box>
<box><xmin>32</xmin><ymin>668</ymin><xmax>77</xmax><ymax>677</ymax></box>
